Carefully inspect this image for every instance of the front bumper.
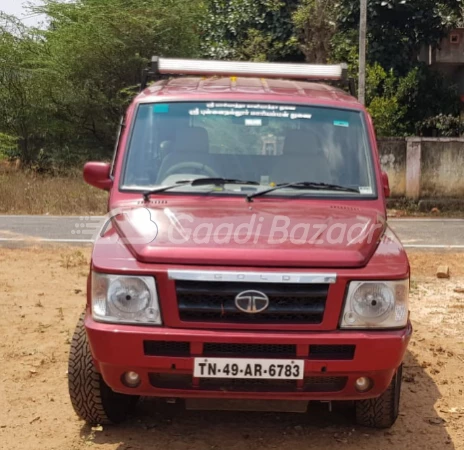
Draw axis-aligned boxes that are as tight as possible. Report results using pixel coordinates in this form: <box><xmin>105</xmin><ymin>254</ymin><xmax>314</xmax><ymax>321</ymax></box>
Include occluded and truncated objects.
<box><xmin>85</xmin><ymin>313</ymin><xmax>412</xmax><ymax>401</ymax></box>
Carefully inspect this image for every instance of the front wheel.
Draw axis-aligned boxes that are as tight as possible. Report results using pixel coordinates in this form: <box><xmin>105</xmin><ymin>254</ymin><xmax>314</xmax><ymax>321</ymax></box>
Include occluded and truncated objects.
<box><xmin>68</xmin><ymin>313</ymin><xmax>138</xmax><ymax>424</ymax></box>
<box><xmin>355</xmin><ymin>365</ymin><xmax>403</xmax><ymax>429</ymax></box>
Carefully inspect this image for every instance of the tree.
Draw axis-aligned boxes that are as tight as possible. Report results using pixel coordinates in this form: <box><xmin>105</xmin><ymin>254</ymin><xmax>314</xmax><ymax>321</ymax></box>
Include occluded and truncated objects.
<box><xmin>330</xmin><ymin>0</ymin><xmax>462</xmax><ymax>135</ymax></box>
<box><xmin>201</xmin><ymin>0</ymin><xmax>301</xmax><ymax>61</ymax></box>
<box><xmin>337</xmin><ymin>0</ymin><xmax>462</xmax><ymax>73</ymax></box>
<box><xmin>0</xmin><ymin>14</ymin><xmax>54</xmax><ymax>165</ymax></box>
<box><xmin>33</xmin><ymin>0</ymin><xmax>205</xmax><ymax>159</ymax></box>
<box><xmin>0</xmin><ymin>0</ymin><xmax>205</xmax><ymax>168</ymax></box>
<box><xmin>292</xmin><ymin>0</ymin><xmax>337</xmax><ymax>63</ymax></box>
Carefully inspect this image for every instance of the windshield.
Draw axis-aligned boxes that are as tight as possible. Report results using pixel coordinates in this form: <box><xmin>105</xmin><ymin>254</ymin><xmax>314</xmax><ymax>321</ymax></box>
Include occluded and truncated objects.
<box><xmin>122</xmin><ymin>101</ymin><xmax>376</xmax><ymax>197</ymax></box>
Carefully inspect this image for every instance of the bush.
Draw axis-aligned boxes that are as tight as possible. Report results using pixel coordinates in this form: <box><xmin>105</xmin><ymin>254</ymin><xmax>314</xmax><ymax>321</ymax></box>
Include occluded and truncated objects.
<box><xmin>418</xmin><ymin>114</ymin><xmax>464</xmax><ymax>137</ymax></box>
<box><xmin>0</xmin><ymin>133</ymin><xmax>18</xmax><ymax>159</ymax></box>
<box><xmin>368</xmin><ymin>97</ymin><xmax>406</xmax><ymax>137</ymax></box>
<box><xmin>366</xmin><ymin>63</ymin><xmax>459</xmax><ymax>137</ymax></box>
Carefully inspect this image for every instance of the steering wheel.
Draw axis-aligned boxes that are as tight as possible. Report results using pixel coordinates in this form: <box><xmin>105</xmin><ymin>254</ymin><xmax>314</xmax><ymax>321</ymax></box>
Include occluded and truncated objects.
<box><xmin>162</xmin><ymin>161</ymin><xmax>220</xmax><ymax>180</ymax></box>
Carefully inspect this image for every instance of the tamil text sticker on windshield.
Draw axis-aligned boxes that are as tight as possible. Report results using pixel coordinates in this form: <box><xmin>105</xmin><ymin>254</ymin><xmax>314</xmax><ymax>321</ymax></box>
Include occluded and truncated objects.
<box><xmin>189</xmin><ymin>102</ymin><xmax>312</xmax><ymax>120</ymax></box>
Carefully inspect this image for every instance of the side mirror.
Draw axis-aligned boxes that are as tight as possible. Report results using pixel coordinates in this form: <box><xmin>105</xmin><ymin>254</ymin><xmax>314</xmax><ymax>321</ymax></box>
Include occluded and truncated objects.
<box><xmin>381</xmin><ymin>171</ymin><xmax>390</xmax><ymax>198</ymax></box>
<box><xmin>83</xmin><ymin>162</ymin><xmax>113</xmax><ymax>191</ymax></box>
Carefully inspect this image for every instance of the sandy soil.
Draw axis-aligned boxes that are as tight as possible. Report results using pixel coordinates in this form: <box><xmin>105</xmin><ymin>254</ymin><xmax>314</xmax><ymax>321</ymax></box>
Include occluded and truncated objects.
<box><xmin>0</xmin><ymin>248</ymin><xmax>463</xmax><ymax>450</ymax></box>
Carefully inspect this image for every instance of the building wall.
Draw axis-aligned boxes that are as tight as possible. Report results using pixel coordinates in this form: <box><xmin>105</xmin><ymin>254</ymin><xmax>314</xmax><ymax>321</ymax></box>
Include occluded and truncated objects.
<box><xmin>432</xmin><ymin>29</ymin><xmax>464</xmax><ymax>65</ymax></box>
<box><xmin>378</xmin><ymin>138</ymin><xmax>407</xmax><ymax>197</ymax></box>
<box><xmin>418</xmin><ymin>29</ymin><xmax>464</xmax><ymax>96</ymax></box>
<box><xmin>377</xmin><ymin>138</ymin><xmax>464</xmax><ymax>199</ymax></box>
<box><xmin>421</xmin><ymin>140</ymin><xmax>464</xmax><ymax>198</ymax></box>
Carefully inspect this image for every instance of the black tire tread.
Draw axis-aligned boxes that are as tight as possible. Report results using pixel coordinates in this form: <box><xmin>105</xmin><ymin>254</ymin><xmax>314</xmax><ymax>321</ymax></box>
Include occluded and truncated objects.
<box><xmin>68</xmin><ymin>313</ymin><xmax>136</xmax><ymax>424</ymax></box>
<box><xmin>355</xmin><ymin>365</ymin><xmax>402</xmax><ymax>429</ymax></box>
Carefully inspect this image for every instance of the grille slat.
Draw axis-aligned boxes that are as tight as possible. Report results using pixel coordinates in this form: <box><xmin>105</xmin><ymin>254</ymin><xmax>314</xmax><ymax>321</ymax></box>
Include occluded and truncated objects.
<box><xmin>304</xmin><ymin>376</ymin><xmax>347</xmax><ymax>392</ymax></box>
<box><xmin>144</xmin><ymin>341</ymin><xmax>190</xmax><ymax>356</ymax></box>
<box><xmin>203</xmin><ymin>343</ymin><xmax>296</xmax><ymax>358</ymax></box>
<box><xmin>200</xmin><ymin>378</ymin><xmax>296</xmax><ymax>392</ymax></box>
<box><xmin>176</xmin><ymin>281</ymin><xmax>328</xmax><ymax>325</ymax></box>
<box><xmin>176</xmin><ymin>285</ymin><xmax>328</xmax><ymax>298</ymax></box>
<box><xmin>148</xmin><ymin>373</ymin><xmax>347</xmax><ymax>393</ymax></box>
<box><xmin>143</xmin><ymin>341</ymin><xmax>356</xmax><ymax>361</ymax></box>
<box><xmin>309</xmin><ymin>345</ymin><xmax>356</xmax><ymax>360</ymax></box>
<box><xmin>179</xmin><ymin>302</ymin><xmax>325</xmax><ymax>315</ymax></box>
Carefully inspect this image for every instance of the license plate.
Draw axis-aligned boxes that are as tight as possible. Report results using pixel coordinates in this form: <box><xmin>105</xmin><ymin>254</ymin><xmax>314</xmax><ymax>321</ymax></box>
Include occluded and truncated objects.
<box><xmin>193</xmin><ymin>358</ymin><xmax>304</xmax><ymax>380</ymax></box>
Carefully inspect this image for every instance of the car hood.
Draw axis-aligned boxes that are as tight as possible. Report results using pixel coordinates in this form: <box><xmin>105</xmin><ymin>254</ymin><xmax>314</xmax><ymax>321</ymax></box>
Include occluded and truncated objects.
<box><xmin>110</xmin><ymin>200</ymin><xmax>386</xmax><ymax>268</ymax></box>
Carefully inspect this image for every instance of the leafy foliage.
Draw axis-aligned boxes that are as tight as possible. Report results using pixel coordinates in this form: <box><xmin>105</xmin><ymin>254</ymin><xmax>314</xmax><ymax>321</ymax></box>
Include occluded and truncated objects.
<box><xmin>337</xmin><ymin>0</ymin><xmax>462</xmax><ymax>74</ymax></box>
<box><xmin>0</xmin><ymin>14</ymin><xmax>63</xmax><ymax>165</ymax></box>
<box><xmin>0</xmin><ymin>133</ymin><xmax>18</xmax><ymax>159</ymax></box>
<box><xmin>419</xmin><ymin>114</ymin><xmax>464</xmax><ymax>137</ymax></box>
<box><xmin>396</xmin><ymin>65</ymin><xmax>459</xmax><ymax>132</ymax></box>
<box><xmin>0</xmin><ymin>0</ymin><xmax>203</xmax><ymax>168</ymax></box>
<box><xmin>365</xmin><ymin>64</ymin><xmax>406</xmax><ymax>136</ymax></box>
<box><xmin>201</xmin><ymin>0</ymin><xmax>300</xmax><ymax>61</ymax></box>
<box><xmin>292</xmin><ymin>0</ymin><xmax>337</xmax><ymax>63</ymax></box>
<box><xmin>366</xmin><ymin>63</ymin><xmax>459</xmax><ymax>136</ymax></box>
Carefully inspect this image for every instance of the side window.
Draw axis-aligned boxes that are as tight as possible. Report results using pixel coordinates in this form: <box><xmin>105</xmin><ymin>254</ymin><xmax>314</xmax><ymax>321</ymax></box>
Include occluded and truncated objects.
<box><xmin>110</xmin><ymin>116</ymin><xmax>124</xmax><ymax>178</ymax></box>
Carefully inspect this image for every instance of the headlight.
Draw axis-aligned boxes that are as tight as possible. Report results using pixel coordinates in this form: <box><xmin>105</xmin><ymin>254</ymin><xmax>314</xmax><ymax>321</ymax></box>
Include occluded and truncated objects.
<box><xmin>91</xmin><ymin>272</ymin><xmax>162</xmax><ymax>325</ymax></box>
<box><xmin>340</xmin><ymin>280</ymin><xmax>409</xmax><ymax>329</ymax></box>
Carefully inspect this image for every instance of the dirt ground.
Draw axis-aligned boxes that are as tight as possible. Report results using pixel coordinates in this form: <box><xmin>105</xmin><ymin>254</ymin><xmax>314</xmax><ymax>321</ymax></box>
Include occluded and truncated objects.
<box><xmin>0</xmin><ymin>248</ymin><xmax>463</xmax><ymax>450</ymax></box>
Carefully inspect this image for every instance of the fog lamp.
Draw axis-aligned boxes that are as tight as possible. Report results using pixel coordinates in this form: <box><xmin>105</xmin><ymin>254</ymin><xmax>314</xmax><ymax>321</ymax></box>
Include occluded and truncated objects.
<box><xmin>123</xmin><ymin>371</ymin><xmax>141</xmax><ymax>388</ymax></box>
<box><xmin>355</xmin><ymin>376</ymin><xmax>372</xmax><ymax>392</ymax></box>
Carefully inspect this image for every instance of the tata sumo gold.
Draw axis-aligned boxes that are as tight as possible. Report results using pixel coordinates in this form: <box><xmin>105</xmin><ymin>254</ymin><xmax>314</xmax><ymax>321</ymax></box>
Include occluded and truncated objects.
<box><xmin>68</xmin><ymin>57</ymin><xmax>412</xmax><ymax>429</ymax></box>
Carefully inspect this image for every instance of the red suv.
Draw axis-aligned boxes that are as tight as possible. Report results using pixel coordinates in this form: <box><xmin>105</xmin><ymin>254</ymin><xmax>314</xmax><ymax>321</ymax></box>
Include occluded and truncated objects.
<box><xmin>68</xmin><ymin>57</ymin><xmax>411</xmax><ymax>429</ymax></box>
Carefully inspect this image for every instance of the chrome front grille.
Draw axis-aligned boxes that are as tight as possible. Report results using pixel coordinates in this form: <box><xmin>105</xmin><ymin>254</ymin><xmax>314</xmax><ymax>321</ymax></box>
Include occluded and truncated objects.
<box><xmin>175</xmin><ymin>280</ymin><xmax>329</xmax><ymax>325</ymax></box>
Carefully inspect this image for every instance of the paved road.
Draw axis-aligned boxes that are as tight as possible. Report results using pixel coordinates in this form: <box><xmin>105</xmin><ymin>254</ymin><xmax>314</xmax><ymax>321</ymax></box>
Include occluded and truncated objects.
<box><xmin>389</xmin><ymin>218</ymin><xmax>464</xmax><ymax>249</ymax></box>
<box><xmin>1</xmin><ymin>215</ymin><xmax>464</xmax><ymax>249</ymax></box>
<box><xmin>0</xmin><ymin>215</ymin><xmax>98</xmax><ymax>243</ymax></box>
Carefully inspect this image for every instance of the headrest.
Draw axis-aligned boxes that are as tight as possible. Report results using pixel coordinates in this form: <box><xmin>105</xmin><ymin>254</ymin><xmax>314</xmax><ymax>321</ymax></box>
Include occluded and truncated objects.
<box><xmin>174</xmin><ymin>127</ymin><xmax>209</xmax><ymax>152</ymax></box>
<box><xmin>283</xmin><ymin>129</ymin><xmax>323</xmax><ymax>155</ymax></box>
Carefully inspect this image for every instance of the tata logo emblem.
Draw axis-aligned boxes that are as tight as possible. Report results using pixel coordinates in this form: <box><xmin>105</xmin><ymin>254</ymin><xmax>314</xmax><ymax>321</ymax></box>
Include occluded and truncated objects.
<box><xmin>234</xmin><ymin>290</ymin><xmax>270</xmax><ymax>314</ymax></box>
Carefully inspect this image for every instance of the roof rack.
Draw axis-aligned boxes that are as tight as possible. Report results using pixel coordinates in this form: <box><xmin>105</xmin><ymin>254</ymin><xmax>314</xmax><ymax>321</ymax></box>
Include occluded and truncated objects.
<box><xmin>141</xmin><ymin>57</ymin><xmax>355</xmax><ymax>96</ymax></box>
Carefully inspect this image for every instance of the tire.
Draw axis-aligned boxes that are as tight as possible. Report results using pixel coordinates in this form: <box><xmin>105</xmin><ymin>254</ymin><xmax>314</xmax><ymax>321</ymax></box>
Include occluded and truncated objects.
<box><xmin>68</xmin><ymin>313</ymin><xmax>138</xmax><ymax>424</ymax></box>
<box><xmin>355</xmin><ymin>365</ymin><xmax>403</xmax><ymax>429</ymax></box>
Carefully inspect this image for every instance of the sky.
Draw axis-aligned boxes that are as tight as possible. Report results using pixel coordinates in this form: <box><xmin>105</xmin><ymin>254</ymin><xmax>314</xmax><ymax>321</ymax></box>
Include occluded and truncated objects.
<box><xmin>0</xmin><ymin>0</ymin><xmax>44</xmax><ymax>26</ymax></box>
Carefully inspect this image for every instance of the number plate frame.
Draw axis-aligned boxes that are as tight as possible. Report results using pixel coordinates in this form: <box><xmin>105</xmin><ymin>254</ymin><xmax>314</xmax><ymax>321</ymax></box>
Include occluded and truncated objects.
<box><xmin>193</xmin><ymin>358</ymin><xmax>304</xmax><ymax>380</ymax></box>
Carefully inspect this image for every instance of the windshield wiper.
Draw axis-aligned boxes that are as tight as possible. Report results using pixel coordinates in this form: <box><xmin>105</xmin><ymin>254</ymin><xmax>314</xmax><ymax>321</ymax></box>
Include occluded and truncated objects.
<box><xmin>247</xmin><ymin>181</ymin><xmax>360</xmax><ymax>202</ymax></box>
<box><xmin>143</xmin><ymin>178</ymin><xmax>259</xmax><ymax>201</ymax></box>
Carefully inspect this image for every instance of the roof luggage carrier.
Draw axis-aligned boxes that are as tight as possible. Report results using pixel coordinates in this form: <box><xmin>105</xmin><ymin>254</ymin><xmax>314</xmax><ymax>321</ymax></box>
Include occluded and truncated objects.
<box><xmin>141</xmin><ymin>57</ymin><xmax>355</xmax><ymax>96</ymax></box>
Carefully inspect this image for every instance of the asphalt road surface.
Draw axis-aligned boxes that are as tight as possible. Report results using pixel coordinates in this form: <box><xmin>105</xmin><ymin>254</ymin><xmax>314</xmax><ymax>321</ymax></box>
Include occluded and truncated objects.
<box><xmin>1</xmin><ymin>215</ymin><xmax>464</xmax><ymax>249</ymax></box>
